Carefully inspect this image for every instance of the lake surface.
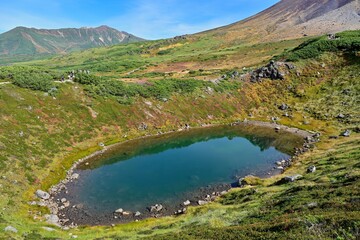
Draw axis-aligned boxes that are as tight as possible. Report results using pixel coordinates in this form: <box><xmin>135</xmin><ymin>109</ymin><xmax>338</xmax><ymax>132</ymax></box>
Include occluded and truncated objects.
<box><xmin>64</xmin><ymin>125</ymin><xmax>302</xmax><ymax>216</ymax></box>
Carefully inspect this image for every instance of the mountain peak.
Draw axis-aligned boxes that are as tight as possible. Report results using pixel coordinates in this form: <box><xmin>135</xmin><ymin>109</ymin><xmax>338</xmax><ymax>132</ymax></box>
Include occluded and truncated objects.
<box><xmin>0</xmin><ymin>26</ymin><xmax>145</xmax><ymax>56</ymax></box>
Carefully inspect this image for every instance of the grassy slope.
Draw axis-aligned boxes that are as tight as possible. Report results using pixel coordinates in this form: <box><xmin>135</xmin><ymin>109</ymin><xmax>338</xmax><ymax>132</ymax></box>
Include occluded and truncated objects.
<box><xmin>26</xmin><ymin>35</ymin><xmax>306</xmax><ymax>81</ymax></box>
<box><xmin>0</xmin><ymin>33</ymin><xmax>359</xmax><ymax>239</ymax></box>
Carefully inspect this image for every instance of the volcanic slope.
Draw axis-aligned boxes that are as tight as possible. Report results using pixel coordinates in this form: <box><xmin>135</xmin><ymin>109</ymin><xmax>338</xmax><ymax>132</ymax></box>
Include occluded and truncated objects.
<box><xmin>200</xmin><ymin>0</ymin><xmax>360</xmax><ymax>42</ymax></box>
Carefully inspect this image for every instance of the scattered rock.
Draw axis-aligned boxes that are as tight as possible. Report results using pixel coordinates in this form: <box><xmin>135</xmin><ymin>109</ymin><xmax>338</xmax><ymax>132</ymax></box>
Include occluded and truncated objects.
<box><xmin>28</xmin><ymin>201</ymin><xmax>37</xmax><ymax>206</ymax></box>
<box><xmin>198</xmin><ymin>200</ymin><xmax>209</xmax><ymax>205</ymax></box>
<box><xmin>307</xmin><ymin>166</ymin><xmax>316</xmax><ymax>173</ymax></box>
<box><xmin>35</xmin><ymin>190</ymin><xmax>50</xmax><ymax>200</ymax></box>
<box><xmin>71</xmin><ymin>173</ymin><xmax>79</xmax><ymax>180</ymax></box>
<box><xmin>134</xmin><ymin>211</ymin><xmax>141</xmax><ymax>217</ymax></box>
<box><xmin>45</xmin><ymin>214</ymin><xmax>60</xmax><ymax>225</ymax></box>
<box><xmin>285</xmin><ymin>63</ymin><xmax>295</xmax><ymax>70</ymax></box>
<box><xmin>282</xmin><ymin>175</ymin><xmax>303</xmax><ymax>183</ymax></box>
<box><xmin>63</xmin><ymin>201</ymin><xmax>70</xmax><ymax>208</ymax></box>
<box><xmin>122</xmin><ymin>211</ymin><xmax>131</xmax><ymax>216</ymax></box>
<box><xmin>336</xmin><ymin>113</ymin><xmax>345</xmax><ymax>119</ymax></box>
<box><xmin>138</xmin><ymin>123</ymin><xmax>148</xmax><ymax>131</ymax></box>
<box><xmin>175</xmin><ymin>208</ymin><xmax>187</xmax><ymax>215</ymax></box>
<box><xmin>342</xmin><ymin>89</ymin><xmax>351</xmax><ymax>95</ymax></box>
<box><xmin>42</xmin><ymin>227</ymin><xmax>55</xmax><ymax>232</ymax></box>
<box><xmin>307</xmin><ymin>202</ymin><xmax>318</xmax><ymax>208</ymax></box>
<box><xmin>4</xmin><ymin>226</ymin><xmax>18</xmax><ymax>233</ymax></box>
<box><xmin>283</xmin><ymin>112</ymin><xmax>290</xmax><ymax>117</ymax></box>
<box><xmin>340</xmin><ymin>130</ymin><xmax>351</xmax><ymax>137</ymax></box>
<box><xmin>205</xmin><ymin>86</ymin><xmax>214</xmax><ymax>95</ymax></box>
<box><xmin>220</xmin><ymin>190</ymin><xmax>228</xmax><ymax>196</ymax></box>
<box><xmin>149</xmin><ymin>204</ymin><xmax>163</xmax><ymax>212</ymax></box>
<box><xmin>183</xmin><ymin>200</ymin><xmax>191</xmax><ymax>206</ymax></box>
<box><xmin>279</xmin><ymin>103</ymin><xmax>289</xmax><ymax>111</ymax></box>
<box><xmin>115</xmin><ymin>208</ymin><xmax>123</xmax><ymax>214</ymax></box>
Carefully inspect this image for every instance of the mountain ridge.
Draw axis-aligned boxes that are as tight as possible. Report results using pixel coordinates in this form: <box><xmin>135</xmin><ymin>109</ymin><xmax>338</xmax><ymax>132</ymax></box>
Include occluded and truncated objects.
<box><xmin>0</xmin><ymin>25</ymin><xmax>144</xmax><ymax>56</ymax></box>
<box><xmin>199</xmin><ymin>0</ymin><xmax>360</xmax><ymax>42</ymax></box>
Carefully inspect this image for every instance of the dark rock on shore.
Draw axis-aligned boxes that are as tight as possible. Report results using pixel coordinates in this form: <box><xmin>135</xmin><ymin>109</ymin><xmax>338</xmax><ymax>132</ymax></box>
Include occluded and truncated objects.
<box><xmin>149</xmin><ymin>204</ymin><xmax>163</xmax><ymax>213</ymax></box>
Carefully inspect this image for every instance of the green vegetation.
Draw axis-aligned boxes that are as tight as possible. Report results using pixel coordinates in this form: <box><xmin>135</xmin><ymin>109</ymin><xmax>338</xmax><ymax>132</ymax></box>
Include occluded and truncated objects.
<box><xmin>281</xmin><ymin>31</ymin><xmax>360</xmax><ymax>61</ymax></box>
<box><xmin>0</xmin><ymin>26</ymin><xmax>144</xmax><ymax>57</ymax></box>
<box><xmin>0</xmin><ymin>31</ymin><xmax>359</xmax><ymax>239</ymax></box>
<box><xmin>24</xmin><ymin>36</ymin><xmax>306</xmax><ymax>79</ymax></box>
<box><xmin>0</xmin><ymin>66</ymin><xmax>61</xmax><ymax>92</ymax></box>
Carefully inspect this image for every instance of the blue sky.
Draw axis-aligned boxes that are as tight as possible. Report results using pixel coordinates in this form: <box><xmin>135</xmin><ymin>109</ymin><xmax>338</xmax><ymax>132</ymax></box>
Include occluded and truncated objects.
<box><xmin>0</xmin><ymin>0</ymin><xmax>279</xmax><ymax>39</ymax></box>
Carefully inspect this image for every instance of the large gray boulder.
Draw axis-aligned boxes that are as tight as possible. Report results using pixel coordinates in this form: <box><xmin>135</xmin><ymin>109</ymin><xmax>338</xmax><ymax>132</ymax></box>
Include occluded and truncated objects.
<box><xmin>35</xmin><ymin>190</ymin><xmax>50</xmax><ymax>200</ymax></box>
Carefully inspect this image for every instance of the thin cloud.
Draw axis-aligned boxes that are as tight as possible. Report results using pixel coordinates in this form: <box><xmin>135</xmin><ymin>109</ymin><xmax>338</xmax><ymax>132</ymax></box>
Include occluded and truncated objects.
<box><xmin>0</xmin><ymin>0</ymin><xmax>279</xmax><ymax>38</ymax></box>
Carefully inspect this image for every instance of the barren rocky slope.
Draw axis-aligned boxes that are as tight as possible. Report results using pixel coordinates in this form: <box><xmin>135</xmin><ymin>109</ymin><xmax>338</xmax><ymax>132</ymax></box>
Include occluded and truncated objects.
<box><xmin>200</xmin><ymin>0</ymin><xmax>360</xmax><ymax>42</ymax></box>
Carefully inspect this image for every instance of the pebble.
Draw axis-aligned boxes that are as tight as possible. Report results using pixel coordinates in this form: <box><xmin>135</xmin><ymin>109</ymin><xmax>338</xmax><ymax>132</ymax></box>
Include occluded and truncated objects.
<box><xmin>4</xmin><ymin>226</ymin><xmax>18</xmax><ymax>233</ymax></box>
<box><xmin>198</xmin><ymin>200</ymin><xmax>209</xmax><ymax>205</ymax></box>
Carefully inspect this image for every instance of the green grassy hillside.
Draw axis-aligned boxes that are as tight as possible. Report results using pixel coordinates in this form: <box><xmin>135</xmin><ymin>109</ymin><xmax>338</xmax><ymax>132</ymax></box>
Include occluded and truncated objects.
<box><xmin>27</xmin><ymin>35</ymin><xmax>307</xmax><ymax>81</ymax></box>
<box><xmin>0</xmin><ymin>26</ymin><xmax>144</xmax><ymax>62</ymax></box>
<box><xmin>0</xmin><ymin>31</ymin><xmax>359</xmax><ymax>239</ymax></box>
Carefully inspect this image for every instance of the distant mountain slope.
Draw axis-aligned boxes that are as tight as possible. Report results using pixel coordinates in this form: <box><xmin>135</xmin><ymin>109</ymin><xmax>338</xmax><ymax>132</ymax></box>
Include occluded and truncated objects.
<box><xmin>0</xmin><ymin>25</ymin><xmax>145</xmax><ymax>55</ymax></box>
<box><xmin>200</xmin><ymin>0</ymin><xmax>360</xmax><ymax>42</ymax></box>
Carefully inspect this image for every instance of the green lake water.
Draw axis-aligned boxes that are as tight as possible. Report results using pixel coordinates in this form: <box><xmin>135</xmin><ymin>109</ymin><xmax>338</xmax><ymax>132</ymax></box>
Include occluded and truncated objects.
<box><xmin>68</xmin><ymin>125</ymin><xmax>302</xmax><ymax>214</ymax></box>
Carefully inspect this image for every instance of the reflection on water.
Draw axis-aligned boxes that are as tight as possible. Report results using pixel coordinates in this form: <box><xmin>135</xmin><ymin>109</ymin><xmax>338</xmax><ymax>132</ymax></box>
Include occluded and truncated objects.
<box><xmin>68</xmin><ymin>125</ymin><xmax>302</xmax><ymax>214</ymax></box>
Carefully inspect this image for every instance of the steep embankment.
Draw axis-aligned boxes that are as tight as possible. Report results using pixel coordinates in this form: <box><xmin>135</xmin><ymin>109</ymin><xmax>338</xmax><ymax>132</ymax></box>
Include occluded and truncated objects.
<box><xmin>0</xmin><ymin>32</ymin><xmax>359</xmax><ymax>239</ymax></box>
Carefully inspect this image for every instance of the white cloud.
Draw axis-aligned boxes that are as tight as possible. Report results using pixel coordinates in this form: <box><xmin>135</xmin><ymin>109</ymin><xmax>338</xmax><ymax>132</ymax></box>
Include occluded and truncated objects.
<box><xmin>102</xmin><ymin>0</ymin><xmax>242</xmax><ymax>39</ymax></box>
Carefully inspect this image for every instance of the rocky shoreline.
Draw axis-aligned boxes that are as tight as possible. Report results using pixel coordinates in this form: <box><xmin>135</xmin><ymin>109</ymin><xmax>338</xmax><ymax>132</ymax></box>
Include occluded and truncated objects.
<box><xmin>32</xmin><ymin>121</ymin><xmax>319</xmax><ymax>228</ymax></box>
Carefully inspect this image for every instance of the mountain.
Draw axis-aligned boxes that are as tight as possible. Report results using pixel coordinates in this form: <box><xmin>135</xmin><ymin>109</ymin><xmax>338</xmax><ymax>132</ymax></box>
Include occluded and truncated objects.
<box><xmin>201</xmin><ymin>0</ymin><xmax>360</xmax><ymax>42</ymax></box>
<box><xmin>0</xmin><ymin>25</ymin><xmax>144</xmax><ymax>56</ymax></box>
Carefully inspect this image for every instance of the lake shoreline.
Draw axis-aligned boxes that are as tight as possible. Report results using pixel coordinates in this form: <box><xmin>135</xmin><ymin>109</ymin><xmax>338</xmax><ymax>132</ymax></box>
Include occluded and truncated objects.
<box><xmin>44</xmin><ymin>121</ymin><xmax>317</xmax><ymax>227</ymax></box>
